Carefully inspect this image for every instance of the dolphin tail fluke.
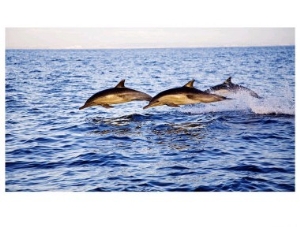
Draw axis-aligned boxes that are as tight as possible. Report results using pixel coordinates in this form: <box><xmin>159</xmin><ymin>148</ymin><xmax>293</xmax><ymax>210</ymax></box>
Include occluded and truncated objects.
<box><xmin>142</xmin><ymin>93</ymin><xmax>152</xmax><ymax>101</ymax></box>
<box><xmin>131</xmin><ymin>92</ymin><xmax>152</xmax><ymax>101</ymax></box>
<box><xmin>250</xmin><ymin>91</ymin><xmax>262</xmax><ymax>99</ymax></box>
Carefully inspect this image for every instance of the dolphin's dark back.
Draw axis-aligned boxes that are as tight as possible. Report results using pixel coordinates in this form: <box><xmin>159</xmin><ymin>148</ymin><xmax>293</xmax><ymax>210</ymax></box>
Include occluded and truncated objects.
<box><xmin>153</xmin><ymin>86</ymin><xmax>205</xmax><ymax>100</ymax></box>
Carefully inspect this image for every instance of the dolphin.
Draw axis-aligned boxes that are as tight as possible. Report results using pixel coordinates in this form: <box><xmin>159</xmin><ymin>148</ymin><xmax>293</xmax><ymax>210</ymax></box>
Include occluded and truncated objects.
<box><xmin>143</xmin><ymin>79</ymin><xmax>229</xmax><ymax>109</ymax></box>
<box><xmin>79</xmin><ymin>79</ymin><xmax>152</xmax><ymax>110</ymax></box>
<box><xmin>205</xmin><ymin>77</ymin><xmax>261</xmax><ymax>98</ymax></box>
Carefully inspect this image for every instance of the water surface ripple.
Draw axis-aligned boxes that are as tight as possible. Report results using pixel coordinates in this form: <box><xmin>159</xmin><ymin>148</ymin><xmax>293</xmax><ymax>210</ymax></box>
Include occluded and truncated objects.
<box><xmin>6</xmin><ymin>47</ymin><xmax>295</xmax><ymax>191</ymax></box>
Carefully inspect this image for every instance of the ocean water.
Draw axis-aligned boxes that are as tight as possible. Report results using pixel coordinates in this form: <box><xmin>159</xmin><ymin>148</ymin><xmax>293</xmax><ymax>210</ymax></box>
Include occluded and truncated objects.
<box><xmin>5</xmin><ymin>46</ymin><xmax>295</xmax><ymax>192</ymax></box>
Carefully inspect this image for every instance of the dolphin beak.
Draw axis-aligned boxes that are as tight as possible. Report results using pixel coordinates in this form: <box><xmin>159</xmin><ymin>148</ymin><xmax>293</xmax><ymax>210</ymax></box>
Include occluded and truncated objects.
<box><xmin>143</xmin><ymin>104</ymin><xmax>151</xmax><ymax>110</ymax></box>
<box><xmin>79</xmin><ymin>103</ymin><xmax>90</xmax><ymax>110</ymax></box>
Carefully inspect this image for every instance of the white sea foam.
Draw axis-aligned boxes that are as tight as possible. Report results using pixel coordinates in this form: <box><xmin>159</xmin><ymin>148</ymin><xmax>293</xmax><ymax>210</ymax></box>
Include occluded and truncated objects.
<box><xmin>183</xmin><ymin>84</ymin><xmax>295</xmax><ymax>115</ymax></box>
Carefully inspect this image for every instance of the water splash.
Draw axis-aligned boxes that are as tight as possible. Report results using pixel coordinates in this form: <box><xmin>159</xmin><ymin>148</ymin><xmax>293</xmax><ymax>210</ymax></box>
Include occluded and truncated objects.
<box><xmin>249</xmin><ymin>96</ymin><xmax>294</xmax><ymax>115</ymax></box>
<box><xmin>249</xmin><ymin>80</ymin><xmax>294</xmax><ymax>115</ymax></box>
<box><xmin>183</xmin><ymin>82</ymin><xmax>295</xmax><ymax>115</ymax></box>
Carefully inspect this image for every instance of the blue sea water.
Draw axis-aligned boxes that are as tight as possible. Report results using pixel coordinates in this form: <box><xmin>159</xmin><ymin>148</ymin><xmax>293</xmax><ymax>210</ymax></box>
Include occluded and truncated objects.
<box><xmin>5</xmin><ymin>46</ymin><xmax>295</xmax><ymax>192</ymax></box>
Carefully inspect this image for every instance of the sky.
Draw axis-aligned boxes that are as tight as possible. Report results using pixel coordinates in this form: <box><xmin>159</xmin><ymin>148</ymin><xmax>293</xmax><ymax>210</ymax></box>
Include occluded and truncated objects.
<box><xmin>5</xmin><ymin>27</ymin><xmax>295</xmax><ymax>49</ymax></box>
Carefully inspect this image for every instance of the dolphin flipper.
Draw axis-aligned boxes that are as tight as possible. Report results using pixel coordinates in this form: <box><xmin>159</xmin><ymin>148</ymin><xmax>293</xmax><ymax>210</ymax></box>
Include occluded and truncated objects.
<box><xmin>166</xmin><ymin>103</ymin><xmax>180</xmax><ymax>107</ymax></box>
<box><xmin>187</xmin><ymin>94</ymin><xmax>227</xmax><ymax>103</ymax></box>
<box><xmin>101</xmin><ymin>104</ymin><xmax>114</xmax><ymax>108</ymax></box>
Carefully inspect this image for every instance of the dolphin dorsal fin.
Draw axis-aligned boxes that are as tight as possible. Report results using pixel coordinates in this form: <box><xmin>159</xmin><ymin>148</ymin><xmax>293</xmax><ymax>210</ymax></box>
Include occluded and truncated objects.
<box><xmin>183</xmin><ymin>79</ymin><xmax>195</xmax><ymax>88</ymax></box>
<box><xmin>224</xmin><ymin>77</ymin><xmax>232</xmax><ymax>84</ymax></box>
<box><xmin>115</xmin><ymin>79</ymin><xmax>125</xmax><ymax>88</ymax></box>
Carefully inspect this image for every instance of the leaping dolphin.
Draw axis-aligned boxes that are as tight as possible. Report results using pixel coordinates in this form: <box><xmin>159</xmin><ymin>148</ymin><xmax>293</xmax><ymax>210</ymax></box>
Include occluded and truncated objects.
<box><xmin>205</xmin><ymin>77</ymin><xmax>261</xmax><ymax>98</ymax></box>
<box><xmin>143</xmin><ymin>80</ymin><xmax>229</xmax><ymax>109</ymax></box>
<box><xmin>79</xmin><ymin>79</ymin><xmax>152</xmax><ymax>110</ymax></box>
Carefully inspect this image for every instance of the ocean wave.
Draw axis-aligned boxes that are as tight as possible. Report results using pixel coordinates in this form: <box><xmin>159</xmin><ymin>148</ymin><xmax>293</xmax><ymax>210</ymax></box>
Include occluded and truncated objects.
<box><xmin>6</xmin><ymin>47</ymin><xmax>295</xmax><ymax>192</ymax></box>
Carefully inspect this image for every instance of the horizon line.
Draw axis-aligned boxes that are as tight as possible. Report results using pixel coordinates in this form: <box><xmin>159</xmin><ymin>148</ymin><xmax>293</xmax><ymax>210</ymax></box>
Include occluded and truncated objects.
<box><xmin>5</xmin><ymin>44</ymin><xmax>295</xmax><ymax>51</ymax></box>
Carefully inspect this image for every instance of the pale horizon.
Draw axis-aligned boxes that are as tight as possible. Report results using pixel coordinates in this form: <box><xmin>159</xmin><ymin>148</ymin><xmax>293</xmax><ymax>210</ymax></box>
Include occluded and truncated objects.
<box><xmin>5</xmin><ymin>28</ymin><xmax>295</xmax><ymax>50</ymax></box>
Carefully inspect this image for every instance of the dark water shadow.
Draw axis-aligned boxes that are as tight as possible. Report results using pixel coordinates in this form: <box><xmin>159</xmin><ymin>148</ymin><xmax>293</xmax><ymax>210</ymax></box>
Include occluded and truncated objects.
<box><xmin>84</xmin><ymin>112</ymin><xmax>212</xmax><ymax>151</ymax></box>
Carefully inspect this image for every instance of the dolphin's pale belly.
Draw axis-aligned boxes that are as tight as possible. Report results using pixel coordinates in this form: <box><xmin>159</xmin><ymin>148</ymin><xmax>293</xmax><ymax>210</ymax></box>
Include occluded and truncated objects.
<box><xmin>210</xmin><ymin>87</ymin><xmax>260</xmax><ymax>98</ymax></box>
<box><xmin>209</xmin><ymin>89</ymin><xmax>231</xmax><ymax>96</ymax></box>
<box><xmin>80</xmin><ymin>89</ymin><xmax>152</xmax><ymax>109</ymax></box>
<box><xmin>159</xmin><ymin>94</ymin><xmax>209</xmax><ymax>105</ymax></box>
<box><xmin>92</xmin><ymin>91</ymin><xmax>150</xmax><ymax>104</ymax></box>
<box><xmin>92</xmin><ymin>94</ymin><xmax>130</xmax><ymax>104</ymax></box>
